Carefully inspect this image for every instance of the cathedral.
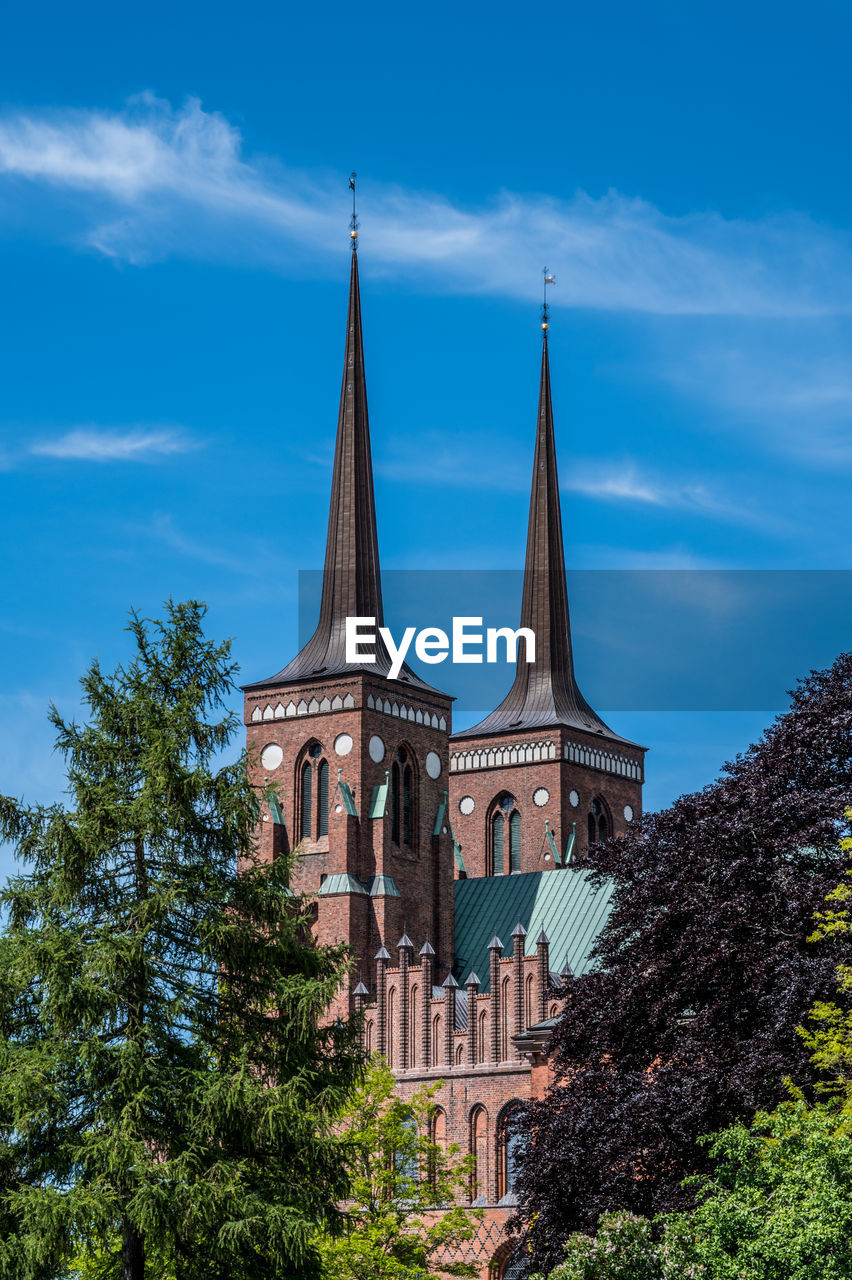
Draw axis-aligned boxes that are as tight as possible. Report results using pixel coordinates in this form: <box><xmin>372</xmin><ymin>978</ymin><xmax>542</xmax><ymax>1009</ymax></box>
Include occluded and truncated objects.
<box><xmin>243</xmin><ymin>236</ymin><xmax>646</xmax><ymax>1279</ymax></box>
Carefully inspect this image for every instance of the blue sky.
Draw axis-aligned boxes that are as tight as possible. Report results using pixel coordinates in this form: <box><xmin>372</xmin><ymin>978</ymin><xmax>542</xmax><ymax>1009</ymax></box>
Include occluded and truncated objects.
<box><xmin>2</xmin><ymin>0</ymin><xmax>851</xmax><ymax>878</ymax></box>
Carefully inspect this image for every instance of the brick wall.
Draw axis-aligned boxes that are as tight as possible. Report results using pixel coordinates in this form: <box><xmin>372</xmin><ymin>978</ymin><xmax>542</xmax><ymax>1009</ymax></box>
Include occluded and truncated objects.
<box><xmin>245</xmin><ymin>672</ymin><xmax>456</xmax><ymax>998</ymax></box>
<box><xmin>449</xmin><ymin>724</ymin><xmax>645</xmax><ymax>877</ymax></box>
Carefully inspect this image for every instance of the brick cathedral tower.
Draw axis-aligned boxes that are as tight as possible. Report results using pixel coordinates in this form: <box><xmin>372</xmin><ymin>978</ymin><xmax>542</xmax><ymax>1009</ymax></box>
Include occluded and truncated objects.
<box><xmin>243</xmin><ymin>237</ymin><xmax>455</xmax><ymax>1014</ymax></box>
<box><xmin>448</xmin><ymin>323</ymin><xmax>645</xmax><ymax>874</ymax></box>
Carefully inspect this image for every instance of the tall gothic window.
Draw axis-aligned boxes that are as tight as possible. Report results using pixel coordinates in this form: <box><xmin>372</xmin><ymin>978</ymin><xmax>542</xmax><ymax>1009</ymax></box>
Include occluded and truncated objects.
<box><xmin>317</xmin><ymin>759</ymin><xmax>329</xmax><ymax>837</ymax></box>
<box><xmin>498</xmin><ymin>1105</ymin><xmax>524</xmax><ymax>1201</ymax></box>
<box><xmin>588</xmin><ymin>797</ymin><xmax>610</xmax><ymax>846</ymax></box>
<box><xmin>387</xmin><ymin>987</ymin><xmax>396</xmax><ymax>1069</ymax></box>
<box><xmin>470</xmin><ymin>1106</ymin><xmax>489</xmax><ymax>1202</ymax></box>
<box><xmin>429</xmin><ymin>1107</ymin><xmax>447</xmax><ymax>1190</ymax></box>
<box><xmin>299</xmin><ymin>743</ymin><xmax>325</xmax><ymax>842</ymax></box>
<box><xmin>403</xmin><ymin>762</ymin><xmax>413</xmax><ymax>845</ymax></box>
<box><xmin>509</xmin><ymin>810</ymin><xmax>521</xmax><ymax>873</ymax></box>
<box><xmin>299</xmin><ymin>761</ymin><xmax>312</xmax><ymax>840</ymax></box>
<box><xmin>391</xmin><ymin>746</ymin><xmax>416</xmax><ymax>849</ymax></box>
<box><xmin>409</xmin><ymin>985</ymin><xmax>418</xmax><ymax>1067</ymax></box>
<box><xmin>491</xmin><ymin>813</ymin><xmax>504</xmax><ymax>876</ymax></box>
<box><xmin>490</xmin><ymin>794</ymin><xmax>521</xmax><ymax>875</ymax></box>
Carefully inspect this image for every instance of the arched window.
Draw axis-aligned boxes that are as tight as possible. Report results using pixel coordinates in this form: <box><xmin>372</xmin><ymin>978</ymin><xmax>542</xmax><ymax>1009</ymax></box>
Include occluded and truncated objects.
<box><xmin>396</xmin><ymin>1116</ymin><xmax>418</xmax><ymax>1190</ymax></box>
<box><xmin>500</xmin><ymin>1250</ymin><xmax>530</xmax><ymax>1280</ymax></box>
<box><xmin>478</xmin><ymin>1009</ymin><xmax>487</xmax><ymax>1063</ymax></box>
<box><xmin>490</xmin><ymin>794</ymin><xmax>520</xmax><ymax>875</ymax></box>
<box><xmin>365</xmin><ymin>1019</ymin><xmax>374</xmax><ymax>1056</ymax></box>
<box><xmin>429</xmin><ymin>1106</ymin><xmax>447</xmax><ymax>1190</ymax></box>
<box><xmin>455</xmin><ymin>1040</ymin><xmax>464</xmax><ymax>1064</ymax></box>
<box><xmin>298</xmin><ymin>742</ymin><xmax>323</xmax><ymax>842</ymax></box>
<box><xmin>588</xmin><ymin>797</ymin><xmax>610</xmax><ymax>846</ymax></box>
<box><xmin>497</xmin><ymin>1105</ymin><xmax>525</xmax><ymax>1202</ymax></box>
<box><xmin>317</xmin><ymin>758</ymin><xmax>329</xmax><ymax>837</ymax></box>
<box><xmin>387</xmin><ymin>987</ymin><xmax>397</xmax><ymax>1068</ymax></box>
<box><xmin>391</xmin><ymin>747</ymin><xmax>416</xmax><ymax>849</ymax></box>
<box><xmin>410</xmin><ymin>985</ymin><xmax>418</xmax><ymax>1067</ymax></box>
<box><xmin>299</xmin><ymin>761</ymin><xmax>312</xmax><ymax>840</ymax></box>
<box><xmin>391</xmin><ymin>762</ymin><xmax>401</xmax><ymax>845</ymax></box>
<box><xmin>403</xmin><ymin>763</ymin><xmax>414</xmax><ymax>845</ymax></box>
<box><xmin>470</xmin><ymin>1106</ymin><xmax>489</xmax><ymax>1202</ymax></box>
<box><xmin>525</xmin><ymin>973</ymin><xmax>534</xmax><ymax>1028</ymax></box>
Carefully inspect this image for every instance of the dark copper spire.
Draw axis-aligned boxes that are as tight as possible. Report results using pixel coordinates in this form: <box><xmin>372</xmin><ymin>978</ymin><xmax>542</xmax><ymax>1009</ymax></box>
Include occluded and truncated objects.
<box><xmin>248</xmin><ymin>237</ymin><xmax>433</xmax><ymax>691</ymax></box>
<box><xmin>455</xmin><ymin>330</ymin><xmax>621</xmax><ymax>739</ymax></box>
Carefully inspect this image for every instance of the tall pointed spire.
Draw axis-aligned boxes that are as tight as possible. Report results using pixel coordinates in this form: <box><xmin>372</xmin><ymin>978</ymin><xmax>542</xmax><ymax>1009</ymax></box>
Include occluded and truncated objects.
<box><xmin>250</xmin><ymin>198</ymin><xmax>433</xmax><ymax>690</ymax></box>
<box><xmin>455</xmin><ymin>325</ymin><xmax>619</xmax><ymax>739</ymax></box>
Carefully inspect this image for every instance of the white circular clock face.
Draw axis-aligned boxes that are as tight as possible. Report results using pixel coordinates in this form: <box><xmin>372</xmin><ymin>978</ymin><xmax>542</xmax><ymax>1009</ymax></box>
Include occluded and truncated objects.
<box><xmin>426</xmin><ymin>751</ymin><xmax>442</xmax><ymax>779</ymax></box>
<box><xmin>260</xmin><ymin>743</ymin><xmax>283</xmax><ymax>772</ymax></box>
<box><xmin>569</xmin><ymin>789</ymin><xmax>580</xmax><ymax>808</ymax></box>
<box><xmin>623</xmin><ymin>804</ymin><xmax>635</xmax><ymax>823</ymax></box>
<box><xmin>533</xmin><ymin>786</ymin><xmax>550</xmax><ymax>808</ymax></box>
<box><xmin>368</xmin><ymin>735</ymin><xmax>385</xmax><ymax>763</ymax></box>
<box><xmin>459</xmin><ymin>795</ymin><xmax>475</xmax><ymax>816</ymax></box>
<box><xmin>334</xmin><ymin>733</ymin><xmax>353</xmax><ymax>757</ymax></box>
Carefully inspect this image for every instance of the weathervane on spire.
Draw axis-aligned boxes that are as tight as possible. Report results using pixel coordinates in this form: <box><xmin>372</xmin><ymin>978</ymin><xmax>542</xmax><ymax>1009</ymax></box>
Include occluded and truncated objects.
<box><xmin>349</xmin><ymin>171</ymin><xmax>359</xmax><ymax>249</ymax></box>
<box><xmin>542</xmin><ymin>266</ymin><xmax>556</xmax><ymax>331</ymax></box>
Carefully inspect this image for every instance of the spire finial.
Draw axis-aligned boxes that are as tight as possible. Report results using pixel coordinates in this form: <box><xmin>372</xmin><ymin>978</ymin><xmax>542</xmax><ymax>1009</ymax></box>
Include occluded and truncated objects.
<box><xmin>542</xmin><ymin>266</ymin><xmax>556</xmax><ymax>331</ymax></box>
<box><xmin>349</xmin><ymin>171</ymin><xmax>359</xmax><ymax>249</ymax></box>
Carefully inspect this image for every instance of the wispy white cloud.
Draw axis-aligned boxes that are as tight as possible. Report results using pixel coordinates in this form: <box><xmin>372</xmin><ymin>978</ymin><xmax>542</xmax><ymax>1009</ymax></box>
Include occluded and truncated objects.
<box><xmin>378</xmin><ymin>435</ymin><xmax>779</xmax><ymax>529</ymax></box>
<box><xmin>565</xmin><ymin>464</ymin><xmax>733</xmax><ymax>517</ymax></box>
<box><xmin>3</xmin><ymin>95</ymin><xmax>852</xmax><ymax>318</ymax></box>
<box><xmin>30</xmin><ymin>427</ymin><xmax>193</xmax><ymax>462</ymax></box>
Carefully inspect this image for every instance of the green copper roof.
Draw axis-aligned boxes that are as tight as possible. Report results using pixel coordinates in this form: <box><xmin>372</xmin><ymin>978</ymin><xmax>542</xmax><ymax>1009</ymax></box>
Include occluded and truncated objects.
<box><xmin>364</xmin><ymin>875</ymin><xmax>401</xmax><ymax>898</ymax></box>
<box><xmin>317</xmin><ymin>873</ymin><xmax>401</xmax><ymax>898</ymax></box>
<box><xmin>318</xmin><ymin>873</ymin><xmax>369</xmax><ymax>897</ymax></box>
<box><xmin>453</xmin><ymin>868</ymin><xmax>613</xmax><ymax>992</ymax></box>
<box><xmin>338</xmin><ymin>779</ymin><xmax>358</xmax><ymax>817</ymax></box>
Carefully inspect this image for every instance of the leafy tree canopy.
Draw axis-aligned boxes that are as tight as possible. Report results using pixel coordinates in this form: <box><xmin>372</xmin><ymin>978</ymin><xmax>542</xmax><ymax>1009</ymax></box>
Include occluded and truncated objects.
<box><xmin>534</xmin><ymin>1101</ymin><xmax>852</xmax><ymax>1280</ymax></box>
<box><xmin>314</xmin><ymin>1058</ymin><xmax>482</xmax><ymax>1280</ymax></box>
<box><xmin>518</xmin><ymin>651</ymin><xmax>852</xmax><ymax>1268</ymax></box>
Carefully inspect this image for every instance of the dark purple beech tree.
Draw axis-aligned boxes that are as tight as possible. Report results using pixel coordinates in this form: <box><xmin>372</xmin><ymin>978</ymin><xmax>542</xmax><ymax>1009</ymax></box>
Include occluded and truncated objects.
<box><xmin>515</xmin><ymin>651</ymin><xmax>852</xmax><ymax>1273</ymax></box>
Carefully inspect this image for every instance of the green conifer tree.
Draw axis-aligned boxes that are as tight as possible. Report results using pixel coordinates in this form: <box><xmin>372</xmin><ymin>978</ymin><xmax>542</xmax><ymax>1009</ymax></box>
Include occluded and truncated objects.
<box><xmin>0</xmin><ymin>601</ymin><xmax>362</xmax><ymax>1280</ymax></box>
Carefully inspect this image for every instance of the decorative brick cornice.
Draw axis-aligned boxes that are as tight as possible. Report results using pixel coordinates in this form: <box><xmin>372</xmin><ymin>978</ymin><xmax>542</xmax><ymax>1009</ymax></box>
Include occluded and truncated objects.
<box><xmin>450</xmin><ymin>735</ymin><xmax>643</xmax><ymax>781</ymax></box>
<box><xmin>366</xmin><ymin>691</ymin><xmax>447</xmax><ymax>731</ymax></box>
<box><xmin>248</xmin><ymin>690</ymin><xmax>356</xmax><ymax>724</ymax></box>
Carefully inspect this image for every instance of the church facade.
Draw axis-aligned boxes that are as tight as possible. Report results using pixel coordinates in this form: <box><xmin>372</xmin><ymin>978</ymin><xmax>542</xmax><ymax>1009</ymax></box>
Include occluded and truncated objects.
<box><xmin>243</xmin><ymin>242</ymin><xmax>645</xmax><ymax>1278</ymax></box>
